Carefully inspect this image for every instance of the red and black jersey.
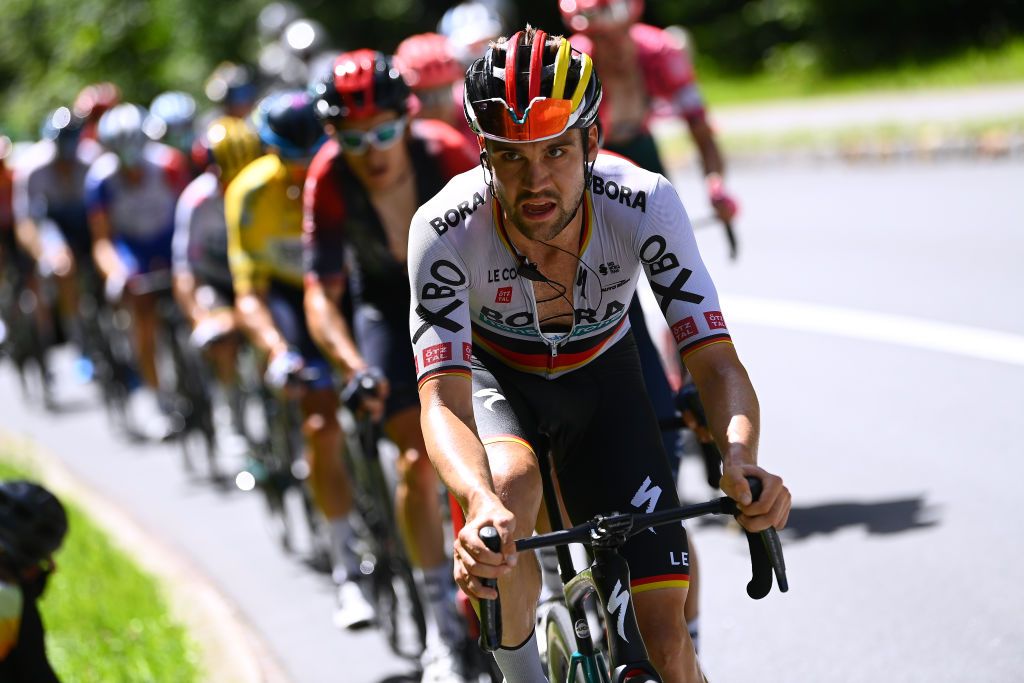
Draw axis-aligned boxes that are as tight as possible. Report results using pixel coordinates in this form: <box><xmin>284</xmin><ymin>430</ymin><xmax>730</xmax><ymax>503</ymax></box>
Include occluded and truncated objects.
<box><xmin>303</xmin><ymin>118</ymin><xmax>477</xmax><ymax>311</ymax></box>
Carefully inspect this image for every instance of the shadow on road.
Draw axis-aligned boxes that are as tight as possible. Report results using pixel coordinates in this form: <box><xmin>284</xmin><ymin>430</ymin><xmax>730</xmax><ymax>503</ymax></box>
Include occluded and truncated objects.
<box><xmin>782</xmin><ymin>497</ymin><xmax>938</xmax><ymax>540</ymax></box>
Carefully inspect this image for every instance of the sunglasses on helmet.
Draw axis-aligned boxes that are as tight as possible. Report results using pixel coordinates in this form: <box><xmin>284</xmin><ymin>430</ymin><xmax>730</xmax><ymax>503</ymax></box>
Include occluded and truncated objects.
<box><xmin>468</xmin><ymin>96</ymin><xmax>579</xmax><ymax>143</ymax></box>
<box><xmin>336</xmin><ymin>117</ymin><xmax>408</xmax><ymax>154</ymax></box>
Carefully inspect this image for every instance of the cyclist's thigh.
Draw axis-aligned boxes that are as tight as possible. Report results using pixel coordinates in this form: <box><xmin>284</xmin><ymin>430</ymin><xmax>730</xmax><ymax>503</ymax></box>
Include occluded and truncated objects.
<box><xmin>353</xmin><ymin>301</ymin><xmax>419</xmax><ymax>419</ymax></box>
<box><xmin>470</xmin><ymin>352</ymin><xmax>547</xmax><ymax>523</ymax></box>
<box><xmin>549</xmin><ymin>335</ymin><xmax>691</xmax><ymax>591</ymax></box>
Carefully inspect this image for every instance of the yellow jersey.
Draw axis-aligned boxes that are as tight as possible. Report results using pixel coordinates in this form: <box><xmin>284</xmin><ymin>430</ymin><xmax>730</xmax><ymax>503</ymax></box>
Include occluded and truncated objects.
<box><xmin>225</xmin><ymin>154</ymin><xmax>306</xmax><ymax>293</ymax></box>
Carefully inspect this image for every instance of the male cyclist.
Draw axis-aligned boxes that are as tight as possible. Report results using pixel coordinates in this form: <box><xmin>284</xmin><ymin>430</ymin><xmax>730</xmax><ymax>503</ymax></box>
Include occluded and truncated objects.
<box><xmin>13</xmin><ymin>109</ymin><xmax>93</xmax><ymax>375</ymax></box>
<box><xmin>409</xmin><ymin>29</ymin><xmax>790</xmax><ymax>683</ymax></box>
<box><xmin>146</xmin><ymin>91</ymin><xmax>202</xmax><ymax>178</ymax></box>
<box><xmin>172</xmin><ymin>116</ymin><xmax>263</xmax><ymax>449</ymax></box>
<box><xmin>86</xmin><ymin>103</ymin><xmax>190</xmax><ymax>435</ymax></box>
<box><xmin>305</xmin><ymin>49</ymin><xmax>477</xmax><ymax>682</ymax></box>
<box><xmin>224</xmin><ymin>90</ymin><xmax>374</xmax><ymax>629</ymax></box>
<box><xmin>395</xmin><ymin>33</ymin><xmax>476</xmax><ymax>147</ymax></box>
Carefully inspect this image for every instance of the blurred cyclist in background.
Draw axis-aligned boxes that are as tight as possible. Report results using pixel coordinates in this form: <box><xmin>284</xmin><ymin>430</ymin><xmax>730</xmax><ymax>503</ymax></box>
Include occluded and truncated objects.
<box><xmin>86</xmin><ymin>103</ymin><xmax>190</xmax><ymax>437</ymax></box>
<box><xmin>172</xmin><ymin>116</ymin><xmax>263</xmax><ymax>451</ymax></box>
<box><xmin>205</xmin><ymin>62</ymin><xmax>260</xmax><ymax>120</ymax></box>
<box><xmin>305</xmin><ymin>49</ymin><xmax>478</xmax><ymax>683</ymax></box>
<box><xmin>437</xmin><ymin>0</ymin><xmax>513</xmax><ymax>68</ymax></box>
<box><xmin>224</xmin><ymin>91</ymin><xmax>376</xmax><ymax>630</ymax></box>
<box><xmin>395</xmin><ymin>33</ymin><xmax>465</xmax><ymax>130</ymax></box>
<box><xmin>146</xmin><ymin>91</ymin><xmax>202</xmax><ymax>178</ymax></box>
<box><xmin>0</xmin><ymin>480</ymin><xmax>68</xmax><ymax>682</ymax></box>
<box><xmin>12</xmin><ymin>108</ymin><xmax>94</xmax><ymax>380</ymax></box>
<box><xmin>72</xmin><ymin>82</ymin><xmax>121</xmax><ymax>163</ymax></box>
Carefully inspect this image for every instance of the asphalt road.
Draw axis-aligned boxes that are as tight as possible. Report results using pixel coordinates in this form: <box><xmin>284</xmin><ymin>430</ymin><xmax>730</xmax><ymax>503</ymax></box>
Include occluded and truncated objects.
<box><xmin>2</xmin><ymin>156</ymin><xmax>1022</xmax><ymax>682</ymax></box>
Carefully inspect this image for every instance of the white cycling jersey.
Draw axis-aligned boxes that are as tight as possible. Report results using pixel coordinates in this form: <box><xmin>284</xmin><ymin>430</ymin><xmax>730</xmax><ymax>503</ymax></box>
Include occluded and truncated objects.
<box><xmin>408</xmin><ymin>152</ymin><xmax>731</xmax><ymax>385</ymax></box>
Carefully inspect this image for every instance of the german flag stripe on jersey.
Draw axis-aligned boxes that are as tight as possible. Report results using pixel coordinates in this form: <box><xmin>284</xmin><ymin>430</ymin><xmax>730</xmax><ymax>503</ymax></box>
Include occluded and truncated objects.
<box><xmin>417</xmin><ymin>366</ymin><xmax>472</xmax><ymax>390</ymax></box>
<box><xmin>630</xmin><ymin>573</ymin><xmax>690</xmax><ymax>594</ymax></box>
<box><xmin>472</xmin><ymin>316</ymin><xmax>627</xmax><ymax>375</ymax></box>
<box><xmin>680</xmin><ymin>333</ymin><xmax>733</xmax><ymax>359</ymax></box>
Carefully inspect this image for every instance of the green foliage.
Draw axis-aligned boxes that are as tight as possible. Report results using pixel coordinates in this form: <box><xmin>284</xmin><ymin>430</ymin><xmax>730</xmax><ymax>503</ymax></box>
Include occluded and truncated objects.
<box><xmin>0</xmin><ymin>456</ymin><xmax>201</xmax><ymax>682</ymax></box>
<box><xmin>0</xmin><ymin>0</ymin><xmax>264</xmax><ymax>138</ymax></box>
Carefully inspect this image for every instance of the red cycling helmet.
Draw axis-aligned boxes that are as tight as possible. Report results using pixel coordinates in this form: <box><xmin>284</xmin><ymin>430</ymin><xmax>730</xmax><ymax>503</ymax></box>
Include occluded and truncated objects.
<box><xmin>395</xmin><ymin>33</ymin><xmax>463</xmax><ymax>91</ymax></box>
<box><xmin>559</xmin><ymin>0</ymin><xmax>643</xmax><ymax>33</ymax></box>
<box><xmin>73</xmin><ymin>82</ymin><xmax>122</xmax><ymax>121</ymax></box>
<box><xmin>312</xmin><ymin>49</ymin><xmax>416</xmax><ymax>123</ymax></box>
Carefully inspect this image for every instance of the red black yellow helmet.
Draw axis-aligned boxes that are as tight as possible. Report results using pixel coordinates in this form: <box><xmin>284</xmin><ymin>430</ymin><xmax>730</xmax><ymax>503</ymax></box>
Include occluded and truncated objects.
<box><xmin>463</xmin><ymin>27</ymin><xmax>601</xmax><ymax>143</ymax></box>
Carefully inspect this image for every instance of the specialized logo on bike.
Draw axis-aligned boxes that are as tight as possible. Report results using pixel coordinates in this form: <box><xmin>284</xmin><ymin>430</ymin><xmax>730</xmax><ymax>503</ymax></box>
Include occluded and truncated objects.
<box><xmin>473</xmin><ymin>388</ymin><xmax>506</xmax><ymax>411</ymax></box>
<box><xmin>607</xmin><ymin>580</ymin><xmax>631</xmax><ymax>643</ymax></box>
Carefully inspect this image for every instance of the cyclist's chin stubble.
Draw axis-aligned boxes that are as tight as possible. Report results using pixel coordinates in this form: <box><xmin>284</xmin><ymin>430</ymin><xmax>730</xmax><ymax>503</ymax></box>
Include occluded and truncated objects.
<box><xmin>500</xmin><ymin>184</ymin><xmax>585</xmax><ymax>243</ymax></box>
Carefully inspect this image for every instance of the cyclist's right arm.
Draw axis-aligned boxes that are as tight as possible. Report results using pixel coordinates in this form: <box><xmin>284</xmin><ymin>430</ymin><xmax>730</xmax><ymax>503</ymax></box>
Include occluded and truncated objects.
<box><xmin>11</xmin><ymin>159</ymin><xmax>46</xmax><ymax>263</ymax></box>
<box><xmin>85</xmin><ymin>160</ymin><xmax>126</xmax><ymax>283</ymax></box>
<box><xmin>224</xmin><ymin>175</ymin><xmax>288</xmax><ymax>361</ymax></box>
<box><xmin>408</xmin><ymin>212</ymin><xmax>515</xmax><ymax>598</ymax></box>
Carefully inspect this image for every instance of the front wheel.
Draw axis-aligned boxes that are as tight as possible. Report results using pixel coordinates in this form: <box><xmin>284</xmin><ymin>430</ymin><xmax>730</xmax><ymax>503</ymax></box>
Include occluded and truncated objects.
<box><xmin>541</xmin><ymin>603</ymin><xmax>594</xmax><ymax>683</ymax></box>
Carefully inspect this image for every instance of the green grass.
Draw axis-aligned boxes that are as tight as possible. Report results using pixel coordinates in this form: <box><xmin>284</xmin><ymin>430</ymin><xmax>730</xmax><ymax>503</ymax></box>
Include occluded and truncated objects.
<box><xmin>0</xmin><ymin>455</ymin><xmax>201</xmax><ymax>683</ymax></box>
<box><xmin>697</xmin><ymin>38</ymin><xmax>1024</xmax><ymax>106</ymax></box>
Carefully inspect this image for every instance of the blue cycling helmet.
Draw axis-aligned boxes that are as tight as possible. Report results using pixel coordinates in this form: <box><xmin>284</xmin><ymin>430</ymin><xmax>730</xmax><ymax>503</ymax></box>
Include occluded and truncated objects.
<box><xmin>98</xmin><ymin>103</ymin><xmax>149</xmax><ymax>167</ymax></box>
<box><xmin>251</xmin><ymin>90</ymin><xmax>326</xmax><ymax>160</ymax></box>
<box><xmin>0</xmin><ymin>480</ymin><xmax>68</xmax><ymax>571</ymax></box>
<box><xmin>146</xmin><ymin>91</ymin><xmax>197</xmax><ymax>153</ymax></box>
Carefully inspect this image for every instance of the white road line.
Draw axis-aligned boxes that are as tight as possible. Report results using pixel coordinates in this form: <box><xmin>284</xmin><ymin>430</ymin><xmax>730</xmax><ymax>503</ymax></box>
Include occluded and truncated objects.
<box><xmin>722</xmin><ymin>295</ymin><xmax>1024</xmax><ymax>367</ymax></box>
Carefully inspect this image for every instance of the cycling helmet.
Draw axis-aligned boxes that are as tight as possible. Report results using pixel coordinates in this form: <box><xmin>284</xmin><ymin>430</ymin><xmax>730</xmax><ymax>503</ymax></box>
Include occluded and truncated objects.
<box><xmin>395</xmin><ymin>33</ymin><xmax>463</xmax><ymax>91</ymax></box>
<box><xmin>464</xmin><ymin>28</ymin><xmax>601</xmax><ymax>143</ymax></box>
<box><xmin>145</xmin><ymin>91</ymin><xmax>197</xmax><ymax>152</ymax></box>
<box><xmin>41</xmin><ymin>107</ymin><xmax>85</xmax><ymax>161</ymax></box>
<box><xmin>312</xmin><ymin>50</ymin><xmax>414</xmax><ymax>123</ymax></box>
<box><xmin>0</xmin><ymin>481</ymin><xmax>68</xmax><ymax>571</ymax></box>
<box><xmin>559</xmin><ymin>0</ymin><xmax>643</xmax><ymax>33</ymax></box>
<box><xmin>98</xmin><ymin>103</ymin><xmax>149</xmax><ymax>167</ymax></box>
<box><xmin>205</xmin><ymin>116</ymin><xmax>263</xmax><ymax>184</ymax></box>
<box><xmin>205</xmin><ymin>62</ymin><xmax>259</xmax><ymax>111</ymax></box>
<box><xmin>73</xmin><ymin>82</ymin><xmax>122</xmax><ymax>121</ymax></box>
<box><xmin>252</xmin><ymin>90</ymin><xmax>326</xmax><ymax>159</ymax></box>
<box><xmin>439</xmin><ymin>1</ymin><xmax>508</xmax><ymax>65</ymax></box>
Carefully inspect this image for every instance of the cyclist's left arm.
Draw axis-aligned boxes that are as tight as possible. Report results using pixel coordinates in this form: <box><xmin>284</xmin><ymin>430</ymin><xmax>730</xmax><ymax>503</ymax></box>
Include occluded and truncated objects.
<box><xmin>636</xmin><ymin>175</ymin><xmax>788</xmax><ymax>530</ymax></box>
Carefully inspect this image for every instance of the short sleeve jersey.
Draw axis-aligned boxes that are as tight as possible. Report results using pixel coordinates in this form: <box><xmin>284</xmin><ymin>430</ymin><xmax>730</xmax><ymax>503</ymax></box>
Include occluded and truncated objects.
<box><xmin>571</xmin><ymin>23</ymin><xmax>705</xmax><ymax>132</ymax></box>
<box><xmin>225</xmin><ymin>154</ymin><xmax>306</xmax><ymax>293</ymax></box>
<box><xmin>172</xmin><ymin>171</ymin><xmax>232</xmax><ymax>289</ymax></box>
<box><xmin>303</xmin><ymin>119</ymin><xmax>477</xmax><ymax>310</ymax></box>
<box><xmin>408</xmin><ymin>153</ymin><xmax>731</xmax><ymax>385</ymax></box>
<box><xmin>84</xmin><ymin>142</ymin><xmax>188</xmax><ymax>241</ymax></box>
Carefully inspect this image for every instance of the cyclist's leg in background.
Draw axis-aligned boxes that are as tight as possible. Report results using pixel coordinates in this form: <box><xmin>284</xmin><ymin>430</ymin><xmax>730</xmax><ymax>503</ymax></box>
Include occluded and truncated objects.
<box><xmin>543</xmin><ymin>334</ymin><xmax>702</xmax><ymax>683</ymax></box>
<box><xmin>115</xmin><ymin>233</ymin><xmax>170</xmax><ymax>392</ymax></box>
<box><xmin>470</xmin><ymin>353</ymin><xmax>548</xmax><ymax>682</ymax></box>
<box><xmin>270</xmin><ymin>283</ymin><xmax>368</xmax><ymax>623</ymax></box>
<box><xmin>356</xmin><ymin>303</ymin><xmax>467</xmax><ymax>660</ymax></box>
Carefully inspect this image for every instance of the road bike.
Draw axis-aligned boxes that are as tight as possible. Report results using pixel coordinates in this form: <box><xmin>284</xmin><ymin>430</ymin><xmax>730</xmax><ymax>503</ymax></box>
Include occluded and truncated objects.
<box><xmin>478</xmin><ymin>461</ymin><xmax>787</xmax><ymax>683</ymax></box>
<box><xmin>340</xmin><ymin>373</ymin><xmax>427</xmax><ymax>659</ymax></box>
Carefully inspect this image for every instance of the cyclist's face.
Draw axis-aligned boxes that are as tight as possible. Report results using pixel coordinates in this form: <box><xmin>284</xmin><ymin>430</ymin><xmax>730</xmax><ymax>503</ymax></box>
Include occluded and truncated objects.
<box><xmin>336</xmin><ymin>111</ymin><xmax>411</xmax><ymax>192</ymax></box>
<box><xmin>487</xmin><ymin>126</ymin><xmax>598</xmax><ymax>242</ymax></box>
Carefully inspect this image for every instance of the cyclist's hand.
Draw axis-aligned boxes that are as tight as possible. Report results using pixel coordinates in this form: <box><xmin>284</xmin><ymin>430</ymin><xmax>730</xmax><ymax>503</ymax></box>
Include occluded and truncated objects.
<box><xmin>707</xmin><ymin>173</ymin><xmax>739</xmax><ymax>223</ymax></box>
<box><xmin>345</xmin><ymin>367</ymin><xmax>389</xmax><ymax>423</ymax></box>
<box><xmin>454</xmin><ymin>498</ymin><xmax>517</xmax><ymax>600</ymax></box>
<box><xmin>721</xmin><ymin>463</ymin><xmax>791</xmax><ymax>532</ymax></box>
<box><xmin>265</xmin><ymin>348</ymin><xmax>304</xmax><ymax>391</ymax></box>
<box><xmin>189</xmin><ymin>311</ymin><xmax>234</xmax><ymax>349</ymax></box>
